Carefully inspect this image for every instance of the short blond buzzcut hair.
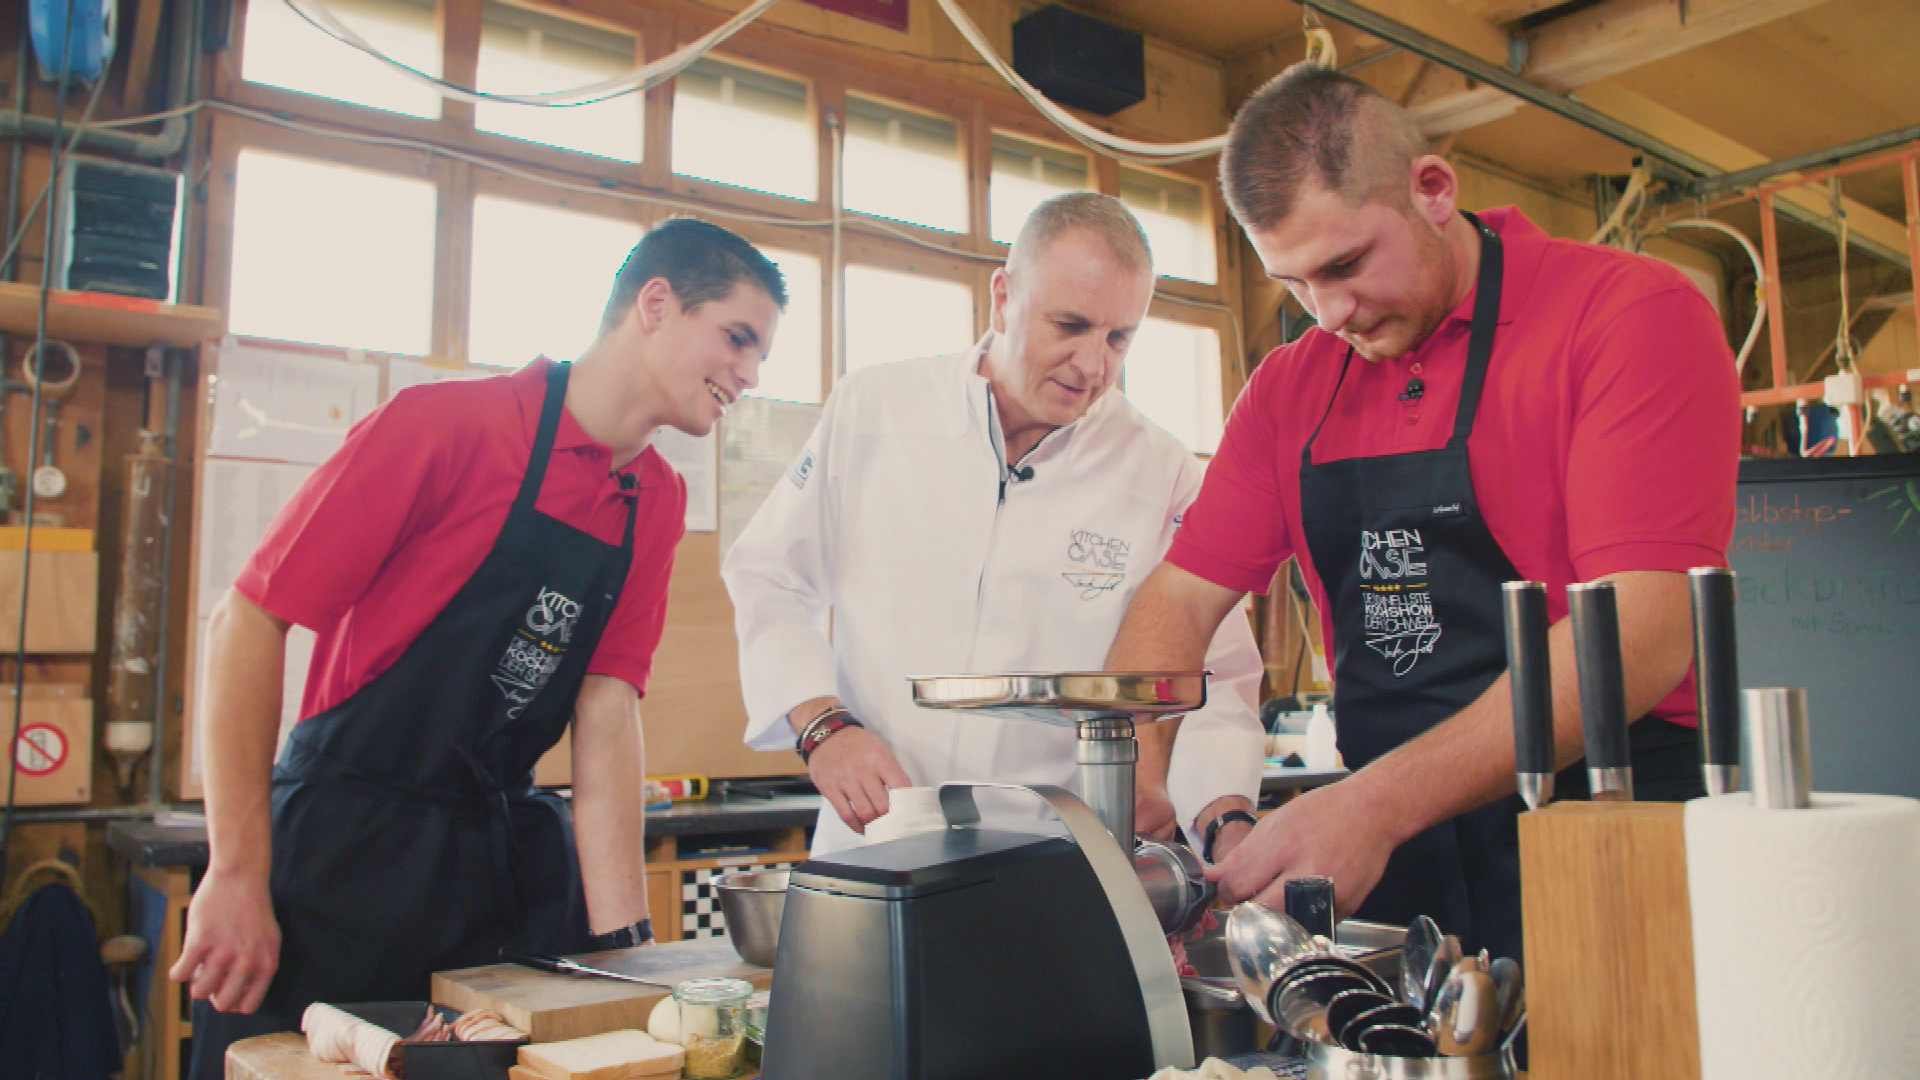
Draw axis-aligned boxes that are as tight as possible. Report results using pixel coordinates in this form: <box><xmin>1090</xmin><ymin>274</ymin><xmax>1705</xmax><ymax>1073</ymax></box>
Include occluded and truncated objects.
<box><xmin>1220</xmin><ymin>63</ymin><xmax>1429</xmax><ymax>232</ymax></box>
<box><xmin>1008</xmin><ymin>191</ymin><xmax>1153</xmax><ymax>277</ymax></box>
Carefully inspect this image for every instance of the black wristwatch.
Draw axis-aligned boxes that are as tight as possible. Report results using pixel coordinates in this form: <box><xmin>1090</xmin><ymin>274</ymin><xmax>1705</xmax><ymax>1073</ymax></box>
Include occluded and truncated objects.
<box><xmin>590</xmin><ymin>918</ymin><xmax>654</xmax><ymax>950</ymax></box>
<box><xmin>1202</xmin><ymin>809</ymin><xmax>1259</xmax><ymax>863</ymax></box>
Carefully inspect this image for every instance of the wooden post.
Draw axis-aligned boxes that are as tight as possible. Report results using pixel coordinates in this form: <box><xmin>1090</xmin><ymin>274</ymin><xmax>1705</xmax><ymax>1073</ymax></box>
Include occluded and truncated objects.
<box><xmin>1757</xmin><ymin>192</ymin><xmax>1789</xmax><ymax>394</ymax></box>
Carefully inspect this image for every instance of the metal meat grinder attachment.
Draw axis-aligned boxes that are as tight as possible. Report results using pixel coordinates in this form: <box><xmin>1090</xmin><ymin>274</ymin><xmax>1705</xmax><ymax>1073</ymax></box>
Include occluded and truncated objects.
<box><xmin>909</xmin><ymin>671</ymin><xmax>1215</xmax><ymax>935</ymax></box>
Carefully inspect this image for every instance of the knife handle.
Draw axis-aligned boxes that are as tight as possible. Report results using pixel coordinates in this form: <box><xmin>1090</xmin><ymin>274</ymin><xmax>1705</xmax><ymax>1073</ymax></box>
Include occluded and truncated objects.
<box><xmin>1689</xmin><ymin>567</ymin><xmax>1742</xmax><ymax>796</ymax></box>
<box><xmin>1568</xmin><ymin>581</ymin><xmax>1633</xmax><ymax>800</ymax></box>
<box><xmin>1502</xmin><ymin>581</ymin><xmax>1554</xmax><ymax>809</ymax></box>
<box><xmin>499</xmin><ymin>947</ymin><xmax>568</xmax><ymax>975</ymax></box>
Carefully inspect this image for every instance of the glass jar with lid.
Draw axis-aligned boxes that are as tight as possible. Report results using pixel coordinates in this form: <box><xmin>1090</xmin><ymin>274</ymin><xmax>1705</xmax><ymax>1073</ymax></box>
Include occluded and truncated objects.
<box><xmin>673</xmin><ymin>977</ymin><xmax>754</xmax><ymax>1079</ymax></box>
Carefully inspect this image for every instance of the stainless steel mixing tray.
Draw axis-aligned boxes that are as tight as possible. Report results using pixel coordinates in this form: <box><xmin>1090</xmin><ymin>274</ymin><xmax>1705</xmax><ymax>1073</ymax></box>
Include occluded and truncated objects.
<box><xmin>908</xmin><ymin>671</ymin><xmax>1209</xmax><ymax>723</ymax></box>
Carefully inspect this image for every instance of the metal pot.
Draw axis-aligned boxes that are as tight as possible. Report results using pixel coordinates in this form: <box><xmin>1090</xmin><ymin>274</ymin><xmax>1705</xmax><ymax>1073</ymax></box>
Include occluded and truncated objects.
<box><xmin>1302</xmin><ymin>1040</ymin><xmax>1516</xmax><ymax>1079</ymax></box>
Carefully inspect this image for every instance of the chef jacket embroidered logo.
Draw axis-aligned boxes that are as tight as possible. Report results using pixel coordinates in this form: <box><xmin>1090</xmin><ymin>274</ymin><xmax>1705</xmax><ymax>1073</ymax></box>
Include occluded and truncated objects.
<box><xmin>491</xmin><ymin>588</ymin><xmax>579</xmax><ymax>717</ymax></box>
<box><xmin>1063</xmin><ymin>528</ymin><xmax>1130</xmax><ymax>600</ymax></box>
<box><xmin>1359</xmin><ymin>528</ymin><xmax>1441</xmax><ymax>676</ymax></box>
<box><xmin>787</xmin><ymin>450</ymin><xmax>814</xmax><ymax>490</ymax></box>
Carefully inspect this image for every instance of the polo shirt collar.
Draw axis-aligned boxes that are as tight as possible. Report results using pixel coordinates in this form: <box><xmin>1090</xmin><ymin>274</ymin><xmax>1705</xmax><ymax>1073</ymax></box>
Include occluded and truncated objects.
<box><xmin>520</xmin><ymin>357</ymin><xmax>613</xmax><ymax>457</ymax></box>
<box><xmin>1442</xmin><ymin>206</ymin><xmax>1545</xmax><ymax>328</ymax></box>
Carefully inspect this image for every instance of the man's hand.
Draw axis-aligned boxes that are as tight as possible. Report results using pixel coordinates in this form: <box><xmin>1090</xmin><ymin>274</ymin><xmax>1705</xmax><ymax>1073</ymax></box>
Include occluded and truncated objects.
<box><xmin>1205</xmin><ymin>780</ymin><xmax>1403</xmax><ymax>917</ymax></box>
<box><xmin>170</xmin><ymin>867</ymin><xmax>281</xmax><ymax>1014</ymax></box>
<box><xmin>1135</xmin><ymin>784</ymin><xmax>1178</xmax><ymax>841</ymax></box>
<box><xmin>809</xmin><ymin>725</ymin><xmax>912</xmax><ymax>834</ymax></box>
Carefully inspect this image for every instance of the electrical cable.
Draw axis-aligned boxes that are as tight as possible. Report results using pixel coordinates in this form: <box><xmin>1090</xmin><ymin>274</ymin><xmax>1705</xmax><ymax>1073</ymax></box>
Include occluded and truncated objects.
<box><xmin>279</xmin><ymin>0</ymin><xmax>780</xmax><ymax>106</ymax></box>
<box><xmin>1644</xmin><ymin>218</ymin><xmax>1768</xmax><ymax>376</ymax></box>
<box><xmin>1</xmin><ymin>0</ymin><xmax>82</xmax><ymax>873</ymax></box>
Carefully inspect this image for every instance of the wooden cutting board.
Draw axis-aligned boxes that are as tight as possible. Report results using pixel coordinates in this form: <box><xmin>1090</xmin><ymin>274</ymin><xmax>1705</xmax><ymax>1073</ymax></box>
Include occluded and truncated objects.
<box><xmin>432</xmin><ymin>938</ymin><xmax>772</xmax><ymax>1043</ymax></box>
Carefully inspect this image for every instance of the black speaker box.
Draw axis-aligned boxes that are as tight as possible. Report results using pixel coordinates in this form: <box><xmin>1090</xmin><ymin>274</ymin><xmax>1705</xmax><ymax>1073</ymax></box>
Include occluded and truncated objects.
<box><xmin>1012</xmin><ymin>4</ymin><xmax>1145</xmax><ymax>117</ymax></box>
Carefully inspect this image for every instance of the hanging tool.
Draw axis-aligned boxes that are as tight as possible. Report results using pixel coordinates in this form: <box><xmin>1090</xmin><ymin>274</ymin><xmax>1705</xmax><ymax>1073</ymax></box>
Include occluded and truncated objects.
<box><xmin>19</xmin><ymin>339</ymin><xmax>81</xmax><ymax>500</ymax></box>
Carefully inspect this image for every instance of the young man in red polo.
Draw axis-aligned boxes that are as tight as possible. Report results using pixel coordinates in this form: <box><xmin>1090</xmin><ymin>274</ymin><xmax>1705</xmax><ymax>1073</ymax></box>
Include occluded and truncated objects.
<box><xmin>176</xmin><ymin>218</ymin><xmax>785</xmax><ymax>1077</ymax></box>
<box><xmin>1112</xmin><ymin>64</ymin><xmax>1739</xmax><ymax>963</ymax></box>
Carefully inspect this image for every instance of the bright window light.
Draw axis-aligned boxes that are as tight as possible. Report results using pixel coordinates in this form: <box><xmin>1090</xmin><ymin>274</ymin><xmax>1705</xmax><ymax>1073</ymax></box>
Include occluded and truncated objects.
<box><xmin>1120</xmin><ymin>166</ymin><xmax>1215</xmax><ymax>285</ymax></box>
<box><xmin>672</xmin><ymin>58</ymin><xmax>815</xmax><ymax>201</ymax></box>
<box><xmin>1126</xmin><ymin>318</ymin><xmax>1224</xmax><ymax>453</ymax></box>
<box><xmin>476</xmin><ymin>1</ymin><xmax>642</xmax><ymax>162</ymax></box>
<box><xmin>229</xmin><ymin>151</ymin><xmax>436</xmax><ymax>355</ymax></box>
<box><xmin>842</xmin><ymin>95</ymin><xmax>967</xmax><ymax>234</ymax></box>
<box><xmin>749</xmin><ymin>248</ymin><xmax>823</xmax><ymax>404</ymax></box>
<box><xmin>468</xmin><ymin>197</ymin><xmax>643</xmax><ymax>368</ymax></box>
<box><xmin>843</xmin><ymin>266</ymin><xmax>975</xmax><ymax>373</ymax></box>
<box><xmin>242</xmin><ymin>0</ymin><xmax>441</xmax><ymax>119</ymax></box>
<box><xmin>990</xmin><ymin>133</ymin><xmax>1088</xmax><ymax>245</ymax></box>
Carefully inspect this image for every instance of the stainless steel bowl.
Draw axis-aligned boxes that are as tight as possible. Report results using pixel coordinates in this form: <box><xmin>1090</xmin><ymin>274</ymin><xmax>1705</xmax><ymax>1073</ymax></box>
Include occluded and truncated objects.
<box><xmin>1303</xmin><ymin>1040</ymin><xmax>1516</xmax><ymax>1079</ymax></box>
<box><xmin>715</xmin><ymin>869</ymin><xmax>789</xmax><ymax>967</ymax></box>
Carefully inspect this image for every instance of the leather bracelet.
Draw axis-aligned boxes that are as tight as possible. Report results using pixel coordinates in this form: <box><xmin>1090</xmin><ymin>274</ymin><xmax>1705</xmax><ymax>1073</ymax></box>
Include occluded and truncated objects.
<box><xmin>796</xmin><ymin>707</ymin><xmax>852</xmax><ymax>752</ymax></box>
<box><xmin>797</xmin><ymin>712</ymin><xmax>863</xmax><ymax>764</ymax></box>
<box><xmin>1203</xmin><ymin>808</ymin><xmax>1259</xmax><ymax>863</ymax></box>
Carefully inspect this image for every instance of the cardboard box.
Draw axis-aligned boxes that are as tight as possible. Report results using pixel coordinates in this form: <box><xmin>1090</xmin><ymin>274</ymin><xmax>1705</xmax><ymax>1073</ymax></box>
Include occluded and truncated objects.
<box><xmin>0</xmin><ymin>549</ymin><xmax>99</xmax><ymax>653</ymax></box>
<box><xmin>5</xmin><ymin>685</ymin><xmax>92</xmax><ymax>806</ymax></box>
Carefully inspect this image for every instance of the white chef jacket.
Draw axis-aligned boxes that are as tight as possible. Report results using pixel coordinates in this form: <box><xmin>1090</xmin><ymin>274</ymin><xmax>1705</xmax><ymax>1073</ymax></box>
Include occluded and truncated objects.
<box><xmin>723</xmin><ymin>340</ymin><xmax>1266</xmax><ymax>856</ymax></box>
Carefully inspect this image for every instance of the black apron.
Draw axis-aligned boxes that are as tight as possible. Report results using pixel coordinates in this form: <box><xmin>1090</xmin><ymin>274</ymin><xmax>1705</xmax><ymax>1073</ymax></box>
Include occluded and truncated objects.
<box><xmin>190</xmin><ymin>362</ymin><xmax>638</xmax><ymax>1078</ymax></box>
<box><xmin>1296</xmin><ymin>212</ymin><xmax>1701</xmax><ymax>964</ymax></box>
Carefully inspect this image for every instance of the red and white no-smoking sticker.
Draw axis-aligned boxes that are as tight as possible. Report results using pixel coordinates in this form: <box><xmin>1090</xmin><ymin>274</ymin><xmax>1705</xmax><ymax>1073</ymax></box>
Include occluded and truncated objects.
<box><xmin>15</xmin><ymin>723</ymin><xmax>67</xmax><ymax>776</ymax></box>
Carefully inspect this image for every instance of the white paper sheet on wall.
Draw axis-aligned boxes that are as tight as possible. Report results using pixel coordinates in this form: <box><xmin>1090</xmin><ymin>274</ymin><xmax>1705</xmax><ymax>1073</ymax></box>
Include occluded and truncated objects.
<box><xmin>650</xmin><ymin>426</ymin><xmax>718</xmax><ymax>532</ymax></box>
<box><xmin>387</xmin><ymin>357</ymin><xmax>497</xmax><ymax>396</ymax></box>
<box><xmin>720</xmin><ymin>398</ymin><xmax>822</xmax><ymax>555</ymax></box>
<box><xmin>208</xmin><ymin>342</ymin><xmax>382</xmax><ymax>464</ymax></box>
<box><xmin>188</xmin><ymin>457</ymin><xmax>322</xmax><ymax>784</ymax></box>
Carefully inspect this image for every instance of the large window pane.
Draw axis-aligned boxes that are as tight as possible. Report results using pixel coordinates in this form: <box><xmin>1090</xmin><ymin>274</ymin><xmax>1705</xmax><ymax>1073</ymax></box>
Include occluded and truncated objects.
<box><xmin>672</xmin><ymin>59</ymin><xmax>815</xmax><ymax>201</ymax></box>
<box><xmin>843</xmin><ymin>266</ymin><xmax>974</xmax><ymax>373</ymax></box>
<box><xmin>476</xmin><ymin>1</ymin><xmax>642</xmax><ymax>162</ymax></box>
<box><xmin>1120</xmin><ymin>166</ymin><xmax>1215</xmax><ymax>284</ymax></box>
<box><xmin>242</xmin><ymin>0</ymin><xmax>440</xmax><ymax>119</ymax></box>
<box><xmin>229</xmin><ymin>151</ymin><xmax>436</xmax><ymax>354</ymax></box>
<box><xmin>990</xmin><ymin>133</ymin><xmax>1088</xmax><ymax>245</ymax></box>
<box><xmin>749</xmin><ymin>249</ymin><xmax>822</xmax><ymax>404</ymax></box>
<box><xmin>843</xmin><ymin>95</ymin><xmax>967</xmax><ymax>234</ymax></box>
<box><xmin>468</xmin><ymin>198</ymin><xmax>643</xmax><ymax>368</ymax></box>
<box><xmin>1125</xmin><ymin>318</ymin><xmax>1223</xmax><ymax>453</ymax></box>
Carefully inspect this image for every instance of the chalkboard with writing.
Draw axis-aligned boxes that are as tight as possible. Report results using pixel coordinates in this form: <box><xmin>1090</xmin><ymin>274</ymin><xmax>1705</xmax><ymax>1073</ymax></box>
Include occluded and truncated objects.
<box><xmin>1731</xmin><ymin>456</ymin><xmax>1920</xmax><ymax>798</ymax></box>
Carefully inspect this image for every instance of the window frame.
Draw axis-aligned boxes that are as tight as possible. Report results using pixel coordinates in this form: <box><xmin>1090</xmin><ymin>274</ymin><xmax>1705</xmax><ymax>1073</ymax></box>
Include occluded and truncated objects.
<box><xmin>206</xmin><ymin>0</ymin><xmax>1238</xmax><ymax>404</ymax></box>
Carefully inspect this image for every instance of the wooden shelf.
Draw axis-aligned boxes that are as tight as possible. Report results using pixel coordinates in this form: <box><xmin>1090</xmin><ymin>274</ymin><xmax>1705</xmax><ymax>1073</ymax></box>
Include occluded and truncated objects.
<box><xmin>0</xmin><ymin>282</ymin><xmax>221</xmax><ymax>348</ymax></box>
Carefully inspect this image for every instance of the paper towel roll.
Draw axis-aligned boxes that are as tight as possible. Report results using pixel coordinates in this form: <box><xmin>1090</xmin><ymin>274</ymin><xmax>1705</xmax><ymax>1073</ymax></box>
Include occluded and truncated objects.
<box><xmin>1686</xmin><ymin>792</ymin><xmax>1920</xmax><ymax>1080</ymax></box>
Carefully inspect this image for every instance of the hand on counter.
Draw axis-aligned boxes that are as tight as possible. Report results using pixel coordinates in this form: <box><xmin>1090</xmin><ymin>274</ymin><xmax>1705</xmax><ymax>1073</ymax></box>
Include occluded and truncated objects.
<box><xmin>1204</xmin><ymin>779</ymin><xmax>1398</xmax><ymax>917</ymax></box>
<box><xmin>809</xmin><ymin>725</ymin><xmax>912</xmax><ymax>834</ymax></box>
<box><xmin>169</xmin><ymin>866</ymin><xmax>281</xmax><ymax>1014</ymax></box>
<box><xmin>1134</xmin><ymin>783</ymin><xmax>1178</xmax><ymax>841</ymax></box>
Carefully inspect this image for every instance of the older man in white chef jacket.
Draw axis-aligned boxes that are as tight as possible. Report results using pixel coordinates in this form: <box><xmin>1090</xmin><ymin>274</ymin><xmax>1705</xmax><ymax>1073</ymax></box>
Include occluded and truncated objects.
<box><xmin>723</xmin><ymin>192</ymin><xmax>1265</xmax><ymax>857</ymax></box>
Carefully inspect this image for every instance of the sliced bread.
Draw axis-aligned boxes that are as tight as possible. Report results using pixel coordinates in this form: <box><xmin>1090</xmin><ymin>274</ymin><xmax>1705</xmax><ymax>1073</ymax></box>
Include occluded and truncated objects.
<box><xmin>517</xmin><ymin>1030</ymin><xmax>685</xmax><ymax>1080</ymax></box>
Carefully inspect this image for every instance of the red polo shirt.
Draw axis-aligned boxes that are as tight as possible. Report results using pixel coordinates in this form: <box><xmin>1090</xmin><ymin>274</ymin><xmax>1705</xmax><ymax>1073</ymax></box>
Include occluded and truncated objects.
<box><xmin>237</xmin><ymin>358</ymin><xmax>688</xmax><ymax>719</ymax></box>
<box><xmin>1167</xmin><ymin>207</ymin><xmax>1740</xmax><ymax>726</ymax></box>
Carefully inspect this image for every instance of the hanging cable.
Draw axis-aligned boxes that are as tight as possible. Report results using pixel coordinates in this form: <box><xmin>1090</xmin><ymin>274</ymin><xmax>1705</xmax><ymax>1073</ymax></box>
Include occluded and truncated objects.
<box><xmin>1588</xmin><ymin>164</ymin><xmax>1650</xmax><ymax>247</ymax></box>
<box><xmin>280</xmin><ymin>0</ymin><xmax>780</xmax><ymax>106</ymax></box>
<box><xmin>1828</xmin><ymin>177</ymin><xmax>1856</xmax><ymax>371</ymax></box>
<box><xmin>1644</xmin><ymin>218</ymin><xmax>1768</xmax><ymax>376</ymax></box>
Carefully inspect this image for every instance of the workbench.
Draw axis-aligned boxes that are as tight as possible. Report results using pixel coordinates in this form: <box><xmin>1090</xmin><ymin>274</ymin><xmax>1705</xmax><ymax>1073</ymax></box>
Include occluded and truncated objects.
<box><xmin>224</xmin><ymin>1034</ymin><xmax>765</xmax><ymax>1080</ymax></box>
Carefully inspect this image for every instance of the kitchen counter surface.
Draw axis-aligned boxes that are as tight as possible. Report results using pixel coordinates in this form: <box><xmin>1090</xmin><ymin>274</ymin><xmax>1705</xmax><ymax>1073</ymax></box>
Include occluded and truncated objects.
<box><xmin>108</xmin><ymin>793</ymin><xmax>824</xmax><ymax>868</ymax></box>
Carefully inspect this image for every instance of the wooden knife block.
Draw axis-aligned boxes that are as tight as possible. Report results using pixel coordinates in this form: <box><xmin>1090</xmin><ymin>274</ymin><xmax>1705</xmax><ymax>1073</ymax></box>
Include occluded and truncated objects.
<box><xmin>1518</xmin><ymin>801</ymin><xmax>1700</xmax><ymax>1080</ymax></box>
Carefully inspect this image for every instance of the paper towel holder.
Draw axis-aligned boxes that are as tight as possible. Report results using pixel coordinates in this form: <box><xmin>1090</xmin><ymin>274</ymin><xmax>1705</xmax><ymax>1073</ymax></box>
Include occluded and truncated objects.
<box><xmin>1742</xmin><ymin>688</ymin><xmax>1811</xmax><ymax>810</ymax></box>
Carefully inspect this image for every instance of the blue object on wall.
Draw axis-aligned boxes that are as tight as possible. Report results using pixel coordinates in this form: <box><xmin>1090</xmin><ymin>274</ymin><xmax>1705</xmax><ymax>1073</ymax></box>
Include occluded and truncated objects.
<box><xmin>29</xmin><ymin>0</ymin><xmax>118</xmax><ymax>83</ymax></box>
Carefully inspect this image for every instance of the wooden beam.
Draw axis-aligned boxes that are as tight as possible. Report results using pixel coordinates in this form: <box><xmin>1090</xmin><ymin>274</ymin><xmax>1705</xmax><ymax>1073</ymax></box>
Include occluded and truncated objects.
<box><xmin>1447</xmin><ymin>0</ymin><xmax>1570</xmax><ymax>24</ymax></box>
<box><xmin>1581</xmin><ymin>83</ymin><xmax>1911</xmax><ymax>268</ymax></box>
<box><xmin>121</xmin><ymin>0</ymin><xmax>167</xmax><ymax>112</ymax></box>
<box><xmin>1524</xmin><ymin>0</ymin><xmax>1833</xmax><ymax>89</ymax></box>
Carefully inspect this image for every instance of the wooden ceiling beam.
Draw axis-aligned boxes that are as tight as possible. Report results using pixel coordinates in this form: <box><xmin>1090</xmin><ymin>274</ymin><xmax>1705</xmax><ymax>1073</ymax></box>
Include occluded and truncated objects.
<box><xmin>1524</xmin><ymin>0</ymin><xmax>1834</xmax><ymax>89</ymax></box>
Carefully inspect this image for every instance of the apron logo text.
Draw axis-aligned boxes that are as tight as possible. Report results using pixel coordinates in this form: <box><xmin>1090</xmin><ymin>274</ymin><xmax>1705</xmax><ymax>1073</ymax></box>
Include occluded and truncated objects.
<box><xmin>494</xmin><ymin>587</ymin><xmax>579</xmax><ymax>717</ymax></box>
<box><xmin>1359</xmin><ymin>528</ymin><xmax>1429</xmax><ymax>580</ymax></box>
<box><xmin>1362</xmin><ymin>585</ymin><xmax>1443</xmax><ymax>676</ymax></box>
<box><xmin>1062</xmin><ymin>528</ymin><xmax>1130</xmax><ymax>600</ymax></box>
<box><xmin>525</xmin><ymin>588</ymin><xmax>582</xmax><ymax>643</ymax></box>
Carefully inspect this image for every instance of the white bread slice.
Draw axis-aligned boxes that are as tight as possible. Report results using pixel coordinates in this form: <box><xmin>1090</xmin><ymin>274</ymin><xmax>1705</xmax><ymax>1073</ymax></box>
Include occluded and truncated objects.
<box><xmin>517</xmin><ymin>1031</ymin><xmax>684</xmax><ymax>1080</ymax></box>
<box><xmin>508</xmin><ymin>1067</ymin><xmax>548</xmax><ymax>1080</ymax></box>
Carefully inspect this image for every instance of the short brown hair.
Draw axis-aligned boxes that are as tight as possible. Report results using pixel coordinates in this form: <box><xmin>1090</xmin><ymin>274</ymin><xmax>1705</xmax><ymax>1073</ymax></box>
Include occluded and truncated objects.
<box><xmin>1220</xmin><ymin>63</ymin><xmax>1429</xmax><ymax>232</ymax></box>
<box><xmin>601</xmin><ymin>217</ymin><xmax>787</xmax><ymax>334</ymax></box>
<box><xmin>1008</xmin><ymin>191</ymin><xmax>1152</xmax><ymax>276</ymax></box>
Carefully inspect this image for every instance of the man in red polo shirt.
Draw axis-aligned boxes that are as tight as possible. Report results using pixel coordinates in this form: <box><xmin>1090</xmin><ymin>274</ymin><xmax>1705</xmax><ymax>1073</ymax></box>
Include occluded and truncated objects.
<box><xmin>174</xmin><ymin>218</ymin><xmax>785</xmax><ymax>1078</ymax></box>
<box><xmin>1110</xmin><ymin>65</ymin><xmax>1739</xmax><ymax>962</ymax></box>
